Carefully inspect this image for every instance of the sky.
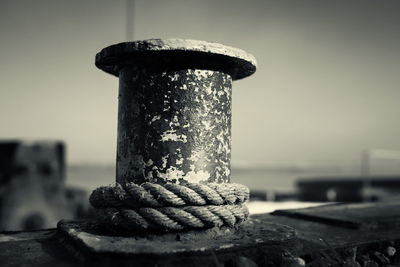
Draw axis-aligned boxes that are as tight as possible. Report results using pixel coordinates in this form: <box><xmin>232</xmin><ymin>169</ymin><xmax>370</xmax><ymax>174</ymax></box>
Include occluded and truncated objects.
<box><xmin>0</xmin><ymin>0</ymin><xmax>399</xmax><ymax>166</ymax></box>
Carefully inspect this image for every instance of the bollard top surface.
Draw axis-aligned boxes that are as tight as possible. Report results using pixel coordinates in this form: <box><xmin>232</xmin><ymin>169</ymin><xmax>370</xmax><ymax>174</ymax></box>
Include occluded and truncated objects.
<box><xmin>95</xmin><ymin>39</ymin><xmax>257</xmax><ymax>80</ymax></box>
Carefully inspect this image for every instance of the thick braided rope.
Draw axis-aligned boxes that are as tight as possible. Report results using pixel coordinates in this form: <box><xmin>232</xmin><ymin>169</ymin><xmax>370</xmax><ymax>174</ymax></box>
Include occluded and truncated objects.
<box><xmin>90</xmin><ymin>182</ymin><xmax>249</xmax><ymax>208</ymax></box>
<box><xmin>90</xmin><ymin>182</ymin><xmax>250</xmax><ymax>232</ymax></box>
<box><xmin>96</xmin><ymin>205</ymin><xmax>249</xmax><ymax>232</ymax></box>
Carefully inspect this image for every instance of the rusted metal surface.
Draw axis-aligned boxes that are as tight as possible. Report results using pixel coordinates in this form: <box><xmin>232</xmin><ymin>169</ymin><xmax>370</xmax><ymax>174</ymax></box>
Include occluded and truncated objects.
<box><xmin>117</xmin><ymin>68</ymin><xmax>232</xmax><ymax>184</ymax></box>
<box><xmin>0</xmin><ymin>218</ymin><xmax>295</xmax><ymax>266</ymax></box>
<box><xmin>95</xmin><ymin>39</ymin><xmax>256</xmax><ymax>185</ymax></box>
<box><xmin>4</xmin><ymin>202</ymin><xmax>400</xmax><ymax>266</ymax></box>
<box><xmin>56</xmin><ymin>218</ymin><xmax>296</xmax><ymax>266</ymax></box>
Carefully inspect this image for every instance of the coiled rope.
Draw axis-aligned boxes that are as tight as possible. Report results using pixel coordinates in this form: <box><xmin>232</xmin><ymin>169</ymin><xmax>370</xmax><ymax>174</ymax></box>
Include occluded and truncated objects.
<box><xmin>90</xmin><ymin>182</ymin><xmax>250</xmax><ymax>232</ymax></box>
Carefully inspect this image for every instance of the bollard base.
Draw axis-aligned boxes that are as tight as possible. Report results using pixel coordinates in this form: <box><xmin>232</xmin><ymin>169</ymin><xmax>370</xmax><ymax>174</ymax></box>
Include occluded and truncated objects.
<box><xmin>56</xmin><ymin>216</ymin><xmax>297</xmax><ymax>267</ymax></box>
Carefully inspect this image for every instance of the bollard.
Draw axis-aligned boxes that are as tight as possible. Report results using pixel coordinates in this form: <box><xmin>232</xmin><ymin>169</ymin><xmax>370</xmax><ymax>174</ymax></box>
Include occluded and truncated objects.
<box><xmin>87</xmin><ymin>39</ymin><xmax>256</xmax><ymax>232</ymax></box>
<box><xmin>95</xmin><ymin>39</ymin><xmax>256</xmax><ymax>185</ymax></box>
<box><xmin>57</xmin><ymin>39</ymin><xmax>296</xmax><ymax>266</ymax></box>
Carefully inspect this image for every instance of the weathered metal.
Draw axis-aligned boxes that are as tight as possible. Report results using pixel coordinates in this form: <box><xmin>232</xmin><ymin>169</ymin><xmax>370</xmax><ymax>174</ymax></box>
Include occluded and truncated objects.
<box><xmin>56</xmin><ymin>218</ymin><xmax>296</xmax><ymax>266</ymax></box>
<box><xmin>50</xmin><ymin>39</ymin><xmax>263</xmax><ymax>264</ymax></box>
<box><xmin>95</xmin><ymin>39</ymin><xmax>256</xmax><ymax>185</ymax></box>
<box><xmin>4</xmin><ymin>202</ymin><xmax>400</xmax><ymax>266</ymax></box>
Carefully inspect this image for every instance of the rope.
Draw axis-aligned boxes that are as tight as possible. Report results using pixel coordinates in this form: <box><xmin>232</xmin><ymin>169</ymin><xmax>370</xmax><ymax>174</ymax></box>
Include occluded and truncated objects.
<box><xmin>95</xmin><ymin>204</ymin><xmax>249</xmax><ymax>232</ymax></box>
<box><xmin>90</xmin><ymin>182</ymin><xmax>250</xmax><ymax>232</ymax></box>
<box><xmin>89</xmin><ymin>182</ymin><xmax>249</xmax><ymax>208</ymax></box>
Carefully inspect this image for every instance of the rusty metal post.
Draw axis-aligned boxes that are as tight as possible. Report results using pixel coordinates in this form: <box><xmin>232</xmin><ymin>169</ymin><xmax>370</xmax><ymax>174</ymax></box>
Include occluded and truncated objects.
<box><xmin>95</xmin><ymin>39</ymin><xmax>256</xmax><ymax>185</ymax></box>
<box><xmin>57</xmin><ymin>39</ymin><xmax>298</xmax><ymax>265</ymax></box>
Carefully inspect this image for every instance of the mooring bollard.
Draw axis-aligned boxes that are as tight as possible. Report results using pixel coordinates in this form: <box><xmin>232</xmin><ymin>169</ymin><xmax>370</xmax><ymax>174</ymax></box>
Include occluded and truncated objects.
<box><xmin>87</xmin><ymin>39</ymin><xmax>257</xmax><ymax>232</ymax></box>
<box><xmin>95</xmin><ymin>39</ymin><xmax>256</xmax><ymax>185</ymax></box>
<box><xmin>57</xmin><ymin>39</ymin><xmax>296</xmax><ymax>266</ymax></box>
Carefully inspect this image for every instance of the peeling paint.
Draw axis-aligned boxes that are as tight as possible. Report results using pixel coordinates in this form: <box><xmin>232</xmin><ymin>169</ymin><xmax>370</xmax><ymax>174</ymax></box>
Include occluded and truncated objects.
<box><xmin>185</xmin><ymin>170</ymin><xmax>211</xmax><ymax>183</ymax></box>
<box><xmin>160</xmin><ymin>130</ymin><xmax>187</xmax><ymax>143</ymax></box>
<box><xmin>116</xmin><ymin>66</ymin><xmax>232</xmax><ymax>184</ymax></box>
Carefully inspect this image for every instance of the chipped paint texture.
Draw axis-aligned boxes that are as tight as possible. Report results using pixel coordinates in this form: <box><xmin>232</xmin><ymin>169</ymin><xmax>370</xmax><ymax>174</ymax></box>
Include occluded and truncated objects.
<box><xmin>117</xmin><ymin>67</ymin><xmax>232</xmax><ymax>185</ymax></box>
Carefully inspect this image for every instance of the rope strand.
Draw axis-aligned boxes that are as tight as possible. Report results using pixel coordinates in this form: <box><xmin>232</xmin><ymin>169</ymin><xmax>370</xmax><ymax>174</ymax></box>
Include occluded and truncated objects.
<box><xmin>90</xmin><ymin>182</ymin><xmax>249</xmax><ymax>208</ymax></box>
<box><xmin>95</xmin><ymin>204</ymin><xmax>249</xmax><ymax>232</ymax></box>
<box><xmin>90</xmin><ymin>182</ymin><xmax>250</xmax><ymax>232</ymax></box>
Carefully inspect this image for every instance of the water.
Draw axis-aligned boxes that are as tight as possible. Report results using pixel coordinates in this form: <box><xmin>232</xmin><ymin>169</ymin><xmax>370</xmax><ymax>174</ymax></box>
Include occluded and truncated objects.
<box><xmin>66</xmin><ymin>164</ymin><xmax>362</xmax><ymax>193</ymax></box>
<box><xmin>66</xmin><ymin>165</ymin><xmax>116</xmax><ymax>192</ymax></box>
<box><xmin>65</xmin><ymin>163</ymin><xmax>399</xmax><ymax>214</ymax></box>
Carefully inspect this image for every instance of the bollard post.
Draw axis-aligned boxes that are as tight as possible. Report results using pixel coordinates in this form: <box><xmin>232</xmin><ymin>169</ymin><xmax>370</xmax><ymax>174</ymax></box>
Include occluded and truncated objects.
<box><xmin>95</xmin><ymin>39</ymin><xmax>256</xmax><ymax>185</ymax></box>
<box><xmin>57</xmin><ymin>39</ymin><xmax>296</xmax><ymax>266</ymax></box>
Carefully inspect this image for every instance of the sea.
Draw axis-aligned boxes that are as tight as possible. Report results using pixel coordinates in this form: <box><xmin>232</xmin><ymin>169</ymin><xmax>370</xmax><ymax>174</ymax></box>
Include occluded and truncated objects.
<box><xmin>65</xmin><ymin>162</ymin><xmax>400</xmax><ymax>213</ymax></box>
<box><xmin>66</xmin><ymin>163</ymin><xmax>366</xmax><ymax>193</ymax></box>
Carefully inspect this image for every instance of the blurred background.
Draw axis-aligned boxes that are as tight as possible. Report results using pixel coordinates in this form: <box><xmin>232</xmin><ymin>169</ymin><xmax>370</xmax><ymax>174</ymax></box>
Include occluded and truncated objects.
<box><xmin>1</xmin><ymin>0</ymin><xmax>400</xmax><ymax>230</ymax></box>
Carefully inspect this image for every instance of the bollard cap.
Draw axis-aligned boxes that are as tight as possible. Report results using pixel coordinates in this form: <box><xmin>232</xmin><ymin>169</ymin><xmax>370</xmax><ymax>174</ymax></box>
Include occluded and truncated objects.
<box><xmin>95</xmin><ymin>39</ymin><xmax>257</xmax><ymax>80</ymax></box>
